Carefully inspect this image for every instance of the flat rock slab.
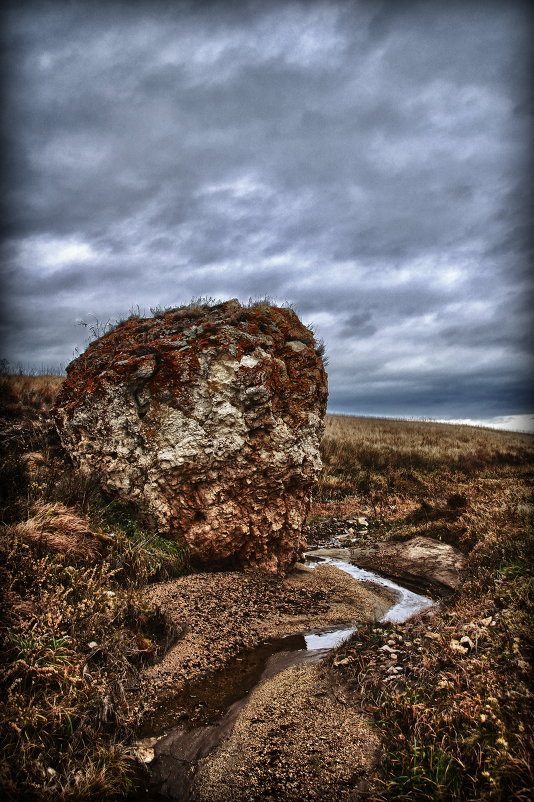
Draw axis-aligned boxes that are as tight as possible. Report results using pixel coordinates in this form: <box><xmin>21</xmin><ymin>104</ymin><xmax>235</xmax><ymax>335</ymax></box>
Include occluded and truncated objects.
<box><xmin>345</xmin><ymin>536</ymin><xmax>465</xmax><ymax>591</ymax></box>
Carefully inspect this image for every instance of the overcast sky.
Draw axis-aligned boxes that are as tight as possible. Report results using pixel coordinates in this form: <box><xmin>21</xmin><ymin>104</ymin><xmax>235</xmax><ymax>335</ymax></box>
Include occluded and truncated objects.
<box><xmin>1</xmin><ymin>0</ymin><xmax>533</xmax><ymax>428</ymax></box>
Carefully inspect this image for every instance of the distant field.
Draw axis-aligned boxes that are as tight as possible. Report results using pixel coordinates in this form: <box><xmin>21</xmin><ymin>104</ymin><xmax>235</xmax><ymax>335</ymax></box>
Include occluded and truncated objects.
<box><xmin>322</xmin><ymin>411</ymin><xmax>533</xmax><ymax>473</ymax></box>
<box><xmin>0</xmin><ymin>373</ymin><xmax>65</xmax><ymax>414</ymax></box>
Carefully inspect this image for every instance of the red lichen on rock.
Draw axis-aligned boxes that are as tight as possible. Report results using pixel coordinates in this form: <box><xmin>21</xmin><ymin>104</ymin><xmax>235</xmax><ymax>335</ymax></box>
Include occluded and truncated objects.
<box><xmin>53</xmin><ymin>300</ymin><xmax>328</xmax><ymax>573</ymax></box>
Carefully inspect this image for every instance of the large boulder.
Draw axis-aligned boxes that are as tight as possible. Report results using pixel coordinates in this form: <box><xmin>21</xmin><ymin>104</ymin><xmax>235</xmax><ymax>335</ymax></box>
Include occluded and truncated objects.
<box><xmin>53</xmin><ymin>300</ymin><xmax>328</xmax><ymax>573</ymax></box>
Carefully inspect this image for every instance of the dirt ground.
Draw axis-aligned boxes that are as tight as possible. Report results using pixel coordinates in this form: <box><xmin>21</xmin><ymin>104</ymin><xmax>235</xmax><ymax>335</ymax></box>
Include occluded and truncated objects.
<box><xmin>139</xmin><ymin>562</ymin><xmax>394</xmax><ymax>712</ymax></box>
<box><xmin>134</xmin><ymin>561</ymin><xmax>393</xmax><ymax>801</ymax></box>
<box><xmin>194</xmin><ymin>660</ymin><xmax>382</xmax><ymax>801</ymax></box>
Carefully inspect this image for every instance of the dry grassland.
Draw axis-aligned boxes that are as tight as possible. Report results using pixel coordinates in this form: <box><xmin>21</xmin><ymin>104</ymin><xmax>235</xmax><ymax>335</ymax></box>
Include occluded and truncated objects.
<box><xmin>0</xmin><ymin>373</ymin><xmax>532</xmax><ymax>801</ymax></box>
<box><xmin>318</xmin><ymin>414</ymin><xmax>533</xmax><ymax>802</ymax></box>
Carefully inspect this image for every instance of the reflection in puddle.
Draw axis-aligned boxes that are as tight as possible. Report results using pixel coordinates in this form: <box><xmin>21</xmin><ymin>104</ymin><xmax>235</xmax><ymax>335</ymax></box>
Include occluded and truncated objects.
<box><xmin>304</xmin><ymin>627</ymin><xmax>356</xmax><ymax>650</ymax></box>
<box><xmin>139</xmin><ymin>555</ymin><xmax>434</xmax><ymax>740</ymax></box>
<box><xmin>138</xmin><ymin>634</ymin><xmax>306</xmax><ymax>737</ymax></box>
<box><xmin>312</xmin><ymin>556</ymin><xmax>435</xmax><ymax>622</ymax></box>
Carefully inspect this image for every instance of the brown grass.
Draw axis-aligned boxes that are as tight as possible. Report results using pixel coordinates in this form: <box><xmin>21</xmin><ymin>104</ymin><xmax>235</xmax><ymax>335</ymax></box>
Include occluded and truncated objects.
<box><xmin>0</xmin><ymin>374</ymin><xmax>188</xmax><ymax>800</ymax></box>
<box><xmin>0</xmin><ymin>373</ymin><xmax>65</xmax><ymax>414</ymax></box>
<box><xmin>321</xmin><ymin>416</ymin><xmax>533</xmax><ymax>801</ymax></box>
<box><xmin>8</xmin><ymin>502</ymin><xmax>103</xmax><ymax>563</ymax></box>
<box><xmin>322</xmin><ymin>413</ymin><xmax>533</xmax><ymax>473</ymax></box>
<box><xmin>314</xmin><ymin>414</ymin><xmax>534</xmax><ymax>532</ymax></box>
<box><xmin>1</xmin><ymin>373</ymin><xmax>533</xmax><ymax>800</ymax></box>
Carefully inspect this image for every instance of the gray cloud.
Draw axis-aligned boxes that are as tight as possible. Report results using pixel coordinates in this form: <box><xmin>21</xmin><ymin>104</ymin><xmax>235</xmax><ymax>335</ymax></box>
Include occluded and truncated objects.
<box><xmin>1</xmin><ymin>0</ymin><xmax>532</xmax><ymax>423</ymax></box>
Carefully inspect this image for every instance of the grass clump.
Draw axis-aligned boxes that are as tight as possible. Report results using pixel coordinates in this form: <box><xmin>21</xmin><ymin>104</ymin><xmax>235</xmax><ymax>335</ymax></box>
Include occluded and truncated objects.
<box><xmin>1</xmin><ymin>535</ymin><xmax>141</xmax><ymax>799</ymax></box>
<box><xmin>0</xmin><ymin>504</ymin><xmax>185</xmax><ymax>800</ymax></box>
<box><xmin>91</xmin><ymin>500</ymin><xmax>189</xmax><ymax>585</ymax></box>
<box><xmin>0</xmin><ymin>373</ymin><xmax>187</xmax><ymax>800</ymax></box>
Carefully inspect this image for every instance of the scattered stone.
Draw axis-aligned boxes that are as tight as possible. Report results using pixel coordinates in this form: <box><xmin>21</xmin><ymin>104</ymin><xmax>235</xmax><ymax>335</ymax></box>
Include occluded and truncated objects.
<box><xmin>306</xmin><ymin>514</ymin><xmax>377</xmax><ymax>550</ymax></box>
<box><xmin>460</xmin><ymin>635</ymin><xmax>475</xmax><ymax>651</ymax></box>
<box><xmin>131</xmin><ymin>736</ymin><xmax>159</xmax><ymax>764</ymax></box>
<box><xmin>54</xmin><ymin>301</ymin><xmax>328</xmax><ymax>574</ymax></box>
<box><xmin>449</xmin><ymin>639</ymin><xmax>469</xmax><ymax>654</ymax></box>
<box><xmin>332</xmin><ymin>657</ymin><xmax>352</xmax><ymax>667</ymax></box>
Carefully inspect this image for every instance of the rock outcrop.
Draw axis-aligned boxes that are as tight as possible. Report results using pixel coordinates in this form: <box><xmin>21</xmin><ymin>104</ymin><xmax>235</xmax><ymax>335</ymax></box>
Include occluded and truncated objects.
<box><xmin>347</xmin><ymin>536</ymin><xmax>465</xmax><ymax>591</ymax></box>
<box><xmin>53</xmin><ymin>300</ymin><xmax>328</xmax><ymax>573</ymax></box>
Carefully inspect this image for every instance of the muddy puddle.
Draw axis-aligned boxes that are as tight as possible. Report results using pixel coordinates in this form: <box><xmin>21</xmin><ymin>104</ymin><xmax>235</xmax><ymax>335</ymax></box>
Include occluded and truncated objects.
<box><xmin>131</xmin><ymin>553</ymin><xmax>435</xmax><ymax>800</ymax></box>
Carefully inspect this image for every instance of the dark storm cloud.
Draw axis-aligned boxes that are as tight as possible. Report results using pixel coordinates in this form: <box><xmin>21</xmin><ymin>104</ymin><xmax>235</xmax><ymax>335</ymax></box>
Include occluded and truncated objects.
<box><xmin>1</xmin><ymin>0</ymin><xmax>533</xmax><ymax>424</ymax></box>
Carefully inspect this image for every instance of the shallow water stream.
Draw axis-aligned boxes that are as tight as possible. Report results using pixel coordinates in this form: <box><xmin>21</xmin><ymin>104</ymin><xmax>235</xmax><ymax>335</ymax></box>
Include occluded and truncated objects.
<box><xmin>132</xmin><ymin>552</ymin><xmax>435</xmax><ymax>799</ymax></box>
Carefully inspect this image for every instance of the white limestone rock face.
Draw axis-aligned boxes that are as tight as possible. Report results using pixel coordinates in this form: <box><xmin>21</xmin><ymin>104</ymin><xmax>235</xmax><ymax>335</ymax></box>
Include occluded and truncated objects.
<box><xmin>53</xmin><ymin>300</ymin><xmax>328</xmax><ymax>573</ymax></box>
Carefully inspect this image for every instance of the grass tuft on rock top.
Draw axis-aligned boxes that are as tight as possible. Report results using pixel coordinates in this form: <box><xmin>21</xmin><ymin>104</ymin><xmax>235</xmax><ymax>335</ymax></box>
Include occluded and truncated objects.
<box><xmin>318</xmin><ymin>415</ymin><xmax>533</xmax><ymax>801</ymax></box>
<box><xmin>0</xmin><ymin>371</ymin><xmax>187</xmax><ymax>800</ymax></box>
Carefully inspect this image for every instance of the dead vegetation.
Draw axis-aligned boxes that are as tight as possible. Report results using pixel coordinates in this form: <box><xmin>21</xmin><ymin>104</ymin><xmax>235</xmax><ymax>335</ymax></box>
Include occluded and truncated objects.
<box><xmin>318</xmin><ymin>416</ymin><xmax>533</xmax><ymax>801</ymax></box>
<box><xmin>0</xmin><ymin>372</ymin><xmax>187</xmax><ymax>801</ymax></box>
<box><xmin>0</xmin><ymin>372</ymin><xmax>64</xmax><ymax>417</ymax></box>
<box><xmin>8</xmin><ymin>502</ymin><xmax>104</xmax><ymax>564</ymax></box>
<box><xmin>320</xmin><ymin>413</ymin><xmax>532</xmax><ymax>493</ymax></box>
<box><xmin>1</xmin><ymin>372</ymin><xmax>532</xmax><ymax>800</ymax></box>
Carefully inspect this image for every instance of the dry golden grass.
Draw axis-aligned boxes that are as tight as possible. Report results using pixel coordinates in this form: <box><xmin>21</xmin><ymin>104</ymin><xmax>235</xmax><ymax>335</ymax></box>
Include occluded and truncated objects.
<box><xmin>323</xmin><ymin>413</ymin><xmax>533</xmax><ymax>473</ymax></box>
<box><xmin>0</xmin><ymin>373</ymin><xmax>65</xmax><ymax>413</ymax></box>
<box><xmin>8</xmin><ymin>502</ymin><xmax>103</xmax><ymax>564</ymax></box>
<box><xmin>1</xmin><ymin>372</ymin><xmax>533</xmax><ymax>800</ymax></box>
<box><xmin>314</xmin><ymin>414</ymin><xmax>534</xmax><ymax>528</ymax></box>
<box><xmin>322</xmin><ymin>416</ymin><xmax>533</xmax><ymax>801</ymax></box>
<box><xmin>5</xmin><ymin>373</ymin><xmax>65</xmax><ymax>396</ymax></box>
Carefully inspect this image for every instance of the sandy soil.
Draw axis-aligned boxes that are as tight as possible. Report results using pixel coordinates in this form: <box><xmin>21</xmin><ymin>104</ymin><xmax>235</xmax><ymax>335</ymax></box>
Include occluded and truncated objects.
<box><xmin>139</xmin><ymin>562</ymin><xmax>394</xmax><ymax>710</ymax></box>
<box><xmin>194</xmin><ymin>661</ymin><xmax>381</xmax><ymax>801</ymax></box>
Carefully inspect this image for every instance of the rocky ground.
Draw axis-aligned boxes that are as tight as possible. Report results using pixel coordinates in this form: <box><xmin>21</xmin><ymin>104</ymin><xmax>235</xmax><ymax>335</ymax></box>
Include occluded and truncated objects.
<box><xmin>2</xmin><ymin>374</ymin><xmax>531</xmax><ymax>802</ymax></box>
<box><xmin>306</xmin><ymin>515</ymin><xmax>376</xmax><ymax>550</ymax></box>
<box><xmin>132</xmin><ymin>518</ymin><xmax>466</xmax><ymax>801</ymax></box>
<box><xmin>308</xmin><ymin>515</ymin><xmax>465</xmax><ymax>593</ymax></box>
